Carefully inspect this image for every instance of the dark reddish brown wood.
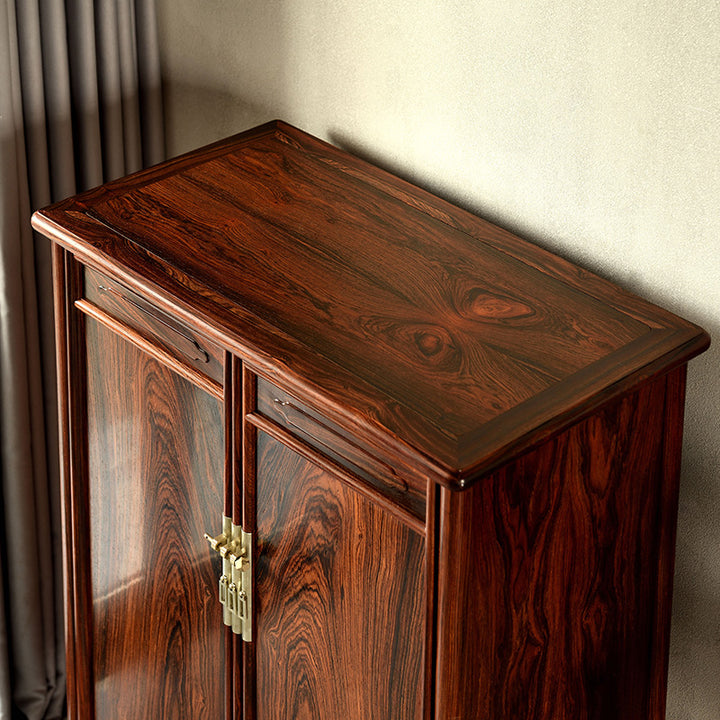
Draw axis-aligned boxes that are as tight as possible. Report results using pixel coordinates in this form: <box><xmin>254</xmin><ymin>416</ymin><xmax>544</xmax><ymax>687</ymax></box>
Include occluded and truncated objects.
<box><xmin>84</xmin><ymin>318</ymin><xmax>225</xmax><ymax>719</ymax></box>
<box><xmin>434</xmin><ymin>367</ymin><xmax>688</xmax><ymax>720</ymax></box>
<box><xmin>52</xmin><ymin>245</ymin><xmax>78</xmax><ymax>718</ymax></box>
<box><xmin>64</xmin><ymin>255</ymin><xmax>95</xmax><ymax>719</ymax></box>
<box><xmin>224</xmin><ymin>352</ymin><xmax>234</xmax><ymax>720</ymax></box>
<box><xmin>423</xmin><ymin>480</ymin><xmax>440</xmax><ymax>720</ymax></box>
<box><xmin>224</xmin><ymin>352</ymin><xmax>234</xmax><ymax>519</ymax></box>
<box><xmin>31</xmin><ymin>121</ymin><xmax>710</xmax><ymax>489</ymax></box>
<box><xmin>84</xmin><ymin>266</ymin><xmax>225</xmax><ymax>385</ymax></box>
<box><xmin>256</xmin><ymin>375</ymin><xmax>426</xmax><ymax>519</ymax></box>
<box><xmin>647</xmin><ymin>368</ymin><xmax>687</xmax><ymax>720</ymax></box>
<box><xmin>253</xmin><ymin>430</ymin><xmax>426</xmax><ymax>720</ymax></box>
<box><xmin>241</xmin><ymin>364</ymin><xmax>257</xmax><ymax>534</ymax></box>
<box><xmin>248</xmin><ymin>412</ymin><xmax>425</xmax><ymax>536</ymax></box>
<box><xmin>37</xmin><ymin>121</ymin><xmax>710</xmax><ymax>720</ymax></box>
<box><xmin>241</xmin><ymin>366</ymin><xmax>257</xmax><ymax>720</ymax></box>
<box><xmin>75</xmin><ymin>298</ymin><xmax>223</xmax><ymax>399</ymax></box>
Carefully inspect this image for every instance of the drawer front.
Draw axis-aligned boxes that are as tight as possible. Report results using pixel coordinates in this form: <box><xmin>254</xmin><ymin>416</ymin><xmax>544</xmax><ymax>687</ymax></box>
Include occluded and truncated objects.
<box><xmin>256</xmin><ymin>376</ymin><xmax>426</xmax><ymax>520</ymax></box>
<box><xmin>84</xmin><ymin>267</ymin><xmax>225</xmax><ymax>385</ymax></box>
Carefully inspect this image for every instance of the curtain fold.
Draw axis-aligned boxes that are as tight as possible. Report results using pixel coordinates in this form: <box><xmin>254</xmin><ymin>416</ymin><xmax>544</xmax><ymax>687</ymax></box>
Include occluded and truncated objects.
<box><xmin>0</xmin><ymin>2</ymin><xmax>164</xmax><ymax>718</ymax></box>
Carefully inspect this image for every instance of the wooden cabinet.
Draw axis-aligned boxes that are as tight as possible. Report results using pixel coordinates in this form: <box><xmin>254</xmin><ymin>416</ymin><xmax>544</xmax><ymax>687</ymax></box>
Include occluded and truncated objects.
<box><xmin>32</xmin><ymin>121</ymin><xmax>709</xmax><ymax>720</ymax></box>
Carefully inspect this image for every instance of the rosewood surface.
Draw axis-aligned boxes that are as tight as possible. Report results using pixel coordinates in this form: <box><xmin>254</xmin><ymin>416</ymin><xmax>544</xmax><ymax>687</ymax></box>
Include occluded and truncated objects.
<box><xmin>253</xmin><ymin>430</ymin><xmax>426</xmax><ymax>720</ymax></box>
<box><xmin>85</xmin><ymin>319</ymin><xmax>226</xmax><ymax>718</ymax></box>
<box><xmin>31</xmin><ymin>121</ymin><xmax>710</xmax><ymax>488</ymax></box>
<box><xmin>84</xmin><ymin>265</ymin><xmax>225</xmax><ymax>385</ymax></box>
<box><xmin>35</xmin><ymin>121</ymin><xmax>710</xmax><ymax>720</ymax></box>
<box><xmin>435</xmin><ymin>367</ymin><xmax>688</xmax><ymax>720</ymax></box>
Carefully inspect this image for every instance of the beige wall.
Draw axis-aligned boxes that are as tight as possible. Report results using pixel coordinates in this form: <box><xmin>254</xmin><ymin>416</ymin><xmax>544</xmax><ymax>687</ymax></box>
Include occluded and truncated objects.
<box><xmin>157</xmin><ymin>1</ymin><xmax>719</xmax><ymax>716</ymax></box>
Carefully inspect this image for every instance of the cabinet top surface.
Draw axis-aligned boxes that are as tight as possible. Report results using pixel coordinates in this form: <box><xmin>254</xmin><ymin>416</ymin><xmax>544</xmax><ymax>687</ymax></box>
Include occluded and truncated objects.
<box><xmin>33</xmin><ymin>121</ymin><xmax>709</xmax><ymax>487</ymax></box>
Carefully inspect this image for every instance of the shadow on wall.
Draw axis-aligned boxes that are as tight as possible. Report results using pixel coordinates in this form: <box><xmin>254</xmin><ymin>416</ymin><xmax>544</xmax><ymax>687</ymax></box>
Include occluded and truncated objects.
<box><xmin>667</xmin><ymin>321</ymin><xmax>720</xmax><ymax>716</ymax></box>
<box><xmin>163</xmin><ymin>82</ymin><xmax>720</xmax><ymax>718</ymax></box>
<box><xmin>162</xmin><ymin>81</ymin><xmax>275</xmax><ymax>157</ymax></box>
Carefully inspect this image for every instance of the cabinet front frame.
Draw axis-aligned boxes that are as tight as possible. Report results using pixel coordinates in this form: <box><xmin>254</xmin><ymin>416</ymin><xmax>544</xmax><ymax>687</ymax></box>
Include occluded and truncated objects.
<box><xmin>241</xmin><ymin>368</ymin><xmax>437</xmax><ymax>720</ymax></box>
<box><xmin>55</xmin><ymin>249</ymin><xmax>437</xmax><ymax>720</ymax></box>
<box><xmin>56</xmin><ymin>249</ymin><xmax>235</xmax><ymax>720</ymax></box>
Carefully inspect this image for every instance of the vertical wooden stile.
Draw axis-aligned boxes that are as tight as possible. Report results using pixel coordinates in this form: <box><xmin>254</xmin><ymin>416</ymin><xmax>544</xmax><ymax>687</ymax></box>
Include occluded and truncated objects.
<box><xmin>224</xmin><ymin>351</ymin><xmax>235</xmax><ymax>720</ymax></box>
<box><xmin>423</xmin><ymin>480</ymin><xmax>440</xmax><ymax>720</ymax></box>
<box><xmin>65</xmin><ymin>255</ymin><xmax>94</xmax><ymax>719</ymax></box>
<box><xmin>240</xmin><ymin>364</ymin><xmax>257</xmax><ymax>720</ymax></box>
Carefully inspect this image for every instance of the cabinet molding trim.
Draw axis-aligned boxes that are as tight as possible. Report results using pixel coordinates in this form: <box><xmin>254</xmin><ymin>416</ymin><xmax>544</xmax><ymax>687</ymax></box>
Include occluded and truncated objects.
<box><xmin>247</xmin><ymin>412</ymin><xmax>426</xmax><ymax>535</ymax></box>
<box><xmin>75</xmin><ymin>299</ymin><xmax>223</xmax><ymax>399</ymax></box>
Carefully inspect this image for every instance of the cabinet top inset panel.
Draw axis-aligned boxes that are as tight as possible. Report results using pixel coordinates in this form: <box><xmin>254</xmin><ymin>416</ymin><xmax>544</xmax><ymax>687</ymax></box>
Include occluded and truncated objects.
<box><xmin>32</xmin><ymin>121</ymin><xmax>709</xmax><ymax>487</ymax></box>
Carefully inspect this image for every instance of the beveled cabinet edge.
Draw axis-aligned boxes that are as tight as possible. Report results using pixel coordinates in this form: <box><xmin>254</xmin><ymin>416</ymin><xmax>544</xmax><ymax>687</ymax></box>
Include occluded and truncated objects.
<box><xmin>35</xmin><ymin>211</ymin><xmax>710</xmax><ymax>495</ymax></box>
<box><xmin>32</xmin><ymin>209</ymin><xmax>457</xmax><ymax>489</ymax></box>
<box><xmin>31</xmin><ymin>121</ymin><xmax>711</xmax><ymax>491</ymax></box>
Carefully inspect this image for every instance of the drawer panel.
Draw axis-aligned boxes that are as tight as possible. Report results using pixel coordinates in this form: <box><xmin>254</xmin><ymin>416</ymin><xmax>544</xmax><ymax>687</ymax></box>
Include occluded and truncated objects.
<box><xmin>84</xmin><ymin>267</ymin><xmax>225</xmax><ymax>385</ymax></box>
<box><xmin>256</xmin><ymin>376</ymin><xmax>426</xmax><ymax>520</ymax></box>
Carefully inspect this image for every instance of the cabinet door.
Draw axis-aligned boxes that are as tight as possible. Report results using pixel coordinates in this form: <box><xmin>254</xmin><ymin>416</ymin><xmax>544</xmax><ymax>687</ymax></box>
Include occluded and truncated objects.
<box><xmin>251</xmin><ymin>430</ymin><xmax>426</xmax><ymax>720</ymax></box>
<box><xmin>73</xmin><ymin>315</ymin><xmax>228</xmax><ymax>719</ymax></box>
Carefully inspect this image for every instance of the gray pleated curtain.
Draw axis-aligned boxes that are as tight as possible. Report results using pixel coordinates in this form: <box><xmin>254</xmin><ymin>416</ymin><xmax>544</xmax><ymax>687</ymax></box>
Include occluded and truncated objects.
<box><xmin>0</xmin><ymin>2</ymin><xmax>164</xmax><ymax>718</ymax></box>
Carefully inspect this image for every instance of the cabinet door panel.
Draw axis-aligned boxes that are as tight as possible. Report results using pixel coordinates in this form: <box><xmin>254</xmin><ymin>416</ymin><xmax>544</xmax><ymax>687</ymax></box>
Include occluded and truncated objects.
<box><xmin>253</xmin><ymin>431</ymin><xmax>425</xmax><ymax>720</ymax></box>
<box><xmin>86</xmin><ymin>318</ymin><xmax>226</xmax><ymax>719</ymax></box>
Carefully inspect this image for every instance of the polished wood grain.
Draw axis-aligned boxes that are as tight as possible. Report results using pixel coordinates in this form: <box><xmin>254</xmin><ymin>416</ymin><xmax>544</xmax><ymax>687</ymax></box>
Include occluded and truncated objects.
<box><xmin>85</xmin><ymin>318</ymin><xmax>226</xmax><ymax>719</ymax></box>
<box><xmin>38</xmin><ymin>121</ymin><xmax>710</xmax><ymax>720</ymax></box>
<box><xmin>434</xmin><ymin>366</ymin><xmax>687</xmax><ymax>719</ymax></box>
<box><xmin>53</xmin><ymin>246</ymin><xmax>80</xmax><ymax>718</ymax></box>
<box><xmin>256</xmin><ymin>375</ymin><xmax>426</xmax><ymax>521</ymax></box>
<box><xmin>31</xmin><ymin>121</ymin><xmax>710</xmax><ymax>488</ymax></box>
<box><xmin>253</xmin><ymin>430</ymin><xmax>426</xmax><ymax>720</ymax></box>
<box><xmin>240</xmin><ymin>365</ymin><xmax>257</xmax><ymax>720</ymax></box>
<box><xmin>248</xmin><ymin>412</ymin><xmax>425</xmax><ymax>536</ymax></box>
<box><xmin>647</xmin><ymin>368</ymin><xmax>687</xmax><ymax>720</ymax></box>
<box><xmin>75</xmin><ymin>299</ymin><xmax>223</xmax><ymax>399</ymax></box>
<box><xmin>423</xmin><ymin>479</ymin><xmax>440</xmax><ymax>720</ymax></box>
<box><xmin>84</xmin><ymin>266</ymin><xmax>225</xmax><ymax>385</ymax></box>
<box><xmin>63</xmin><ymin>255</ymin><xmax>95</xmax><ymax>718</ymax></box>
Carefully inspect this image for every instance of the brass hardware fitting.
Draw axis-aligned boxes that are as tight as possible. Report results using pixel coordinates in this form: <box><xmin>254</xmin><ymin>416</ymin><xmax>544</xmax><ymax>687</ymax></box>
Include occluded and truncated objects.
<box><xmin>204</xmin><ymin>516</ymin><xmax>252</xmax><ymax>641</ymax></box>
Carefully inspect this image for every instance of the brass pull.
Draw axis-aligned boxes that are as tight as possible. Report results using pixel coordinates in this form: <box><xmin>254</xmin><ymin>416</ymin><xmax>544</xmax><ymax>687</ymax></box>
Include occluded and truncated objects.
<box><xmin>204</xmin><ymin>530</ymin><xmax>229</xmax><ymax>552</ymax></box>
<box><xmin>204</xmin><ymin>516</ymin><xmax>252</xmax><ymax>641</ymax></box>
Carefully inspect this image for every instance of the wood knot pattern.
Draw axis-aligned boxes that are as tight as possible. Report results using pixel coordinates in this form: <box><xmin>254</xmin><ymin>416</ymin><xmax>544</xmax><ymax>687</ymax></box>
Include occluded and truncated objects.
<box><xmin>358</xmin><ymin>316</ymin><xmax>461</xmax><ymax>370</ymax></box>
<box><xmin>77</xmin><ymin>126</ymin><xmax>671</xmax><ymax>477</ymax></box>
<box><xmin>35</xmin><ymin>121</ymin><xmax>709</xmax><ymax>486</ymax></box>
<box><xmin>459</xmin><ymin>287</ymin><xmax>535</xmax><ymax>323</ymax></box>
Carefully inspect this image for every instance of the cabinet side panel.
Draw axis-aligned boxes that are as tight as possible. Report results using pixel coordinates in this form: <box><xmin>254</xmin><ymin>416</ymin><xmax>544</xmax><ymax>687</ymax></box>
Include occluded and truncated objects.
<box><xmin>435</xmin><ymin>368</ymin><xmax>686</xmax><ymax>720</ymax></box>
<box><xmin>648</xmin><ymin>367</ymin><xmax>687</xmax><ymax>719</ymax></box>
<box><xmin>254</xmin><ymin>431</ymin><xmax>425</xmax><ymax>720</ymax></box>
<box><xmin>85</xmin><ymin>319</ymin><xmax>225</xmax><ymax>719</ymax></box>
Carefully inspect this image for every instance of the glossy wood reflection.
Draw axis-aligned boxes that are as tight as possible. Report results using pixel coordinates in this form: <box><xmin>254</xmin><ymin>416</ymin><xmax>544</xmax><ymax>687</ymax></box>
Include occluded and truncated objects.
<box><xmin>32</xmin><ymin>121</ymin><xmax>709</xmax><ymax>486</ymax></box>
<box><xmin>86</xmin><ymin>319</ymin><xmax>225</xmax><ymax>719</ymax></box>
<box><xmin>37</xmin><ymin>121</ymin><xmax>709</xmax><ymax>720</ymax></box>
<box><xmin>84</xmin><ymin>265</ymin><xmax>225</xmax><ymax>386</ymax></box>
<box><xmin>254</xmin><ymin>431</ymin><xmax>426</xmax><ymax>720</ymax></box>
<box><xmin>435</xmin><ymin>368</ymin><xmax>687</xmax><ymax>720</ymax></box>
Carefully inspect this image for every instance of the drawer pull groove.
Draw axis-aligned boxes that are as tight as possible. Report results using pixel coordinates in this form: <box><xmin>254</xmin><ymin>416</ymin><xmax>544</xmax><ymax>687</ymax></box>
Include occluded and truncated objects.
<box><xmin>98</xmin><ymin>283</ymin><xmax>210</xmax><ymax>363</ymax></box>
<box><xmin>272</xmin><ymin>396</ymin><xmax>409</xmax><ymax>492</ymax></box>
